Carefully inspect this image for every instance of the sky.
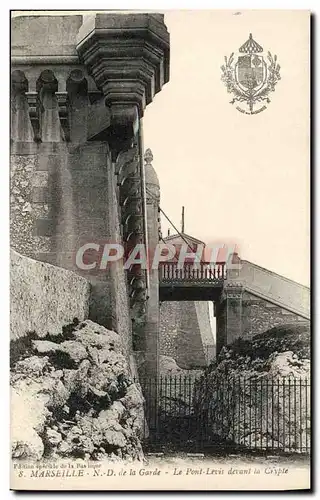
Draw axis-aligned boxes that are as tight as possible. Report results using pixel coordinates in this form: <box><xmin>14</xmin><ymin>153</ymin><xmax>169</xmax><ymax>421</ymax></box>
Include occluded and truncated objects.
<box><xmin>12</xmin><ymin>10</ymin><xmax>310</xmax><ymax>286</ymax></box>
<box><xmin>143</xmin><ymin>10</ymin><xmax>310</xmax><ymax>286</ymax></box>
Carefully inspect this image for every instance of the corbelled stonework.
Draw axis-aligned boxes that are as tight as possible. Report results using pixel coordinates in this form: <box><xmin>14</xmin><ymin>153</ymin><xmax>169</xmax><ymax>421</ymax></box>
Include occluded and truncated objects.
<box><xmin>76</xmin><ymin>13</ymin><xmax>170</xmax><ymax>160</ymax></box>
<box><xmin>76</xmin><ymin>13</ymin><xmax>169</xmax><ymax>114</ymax></box>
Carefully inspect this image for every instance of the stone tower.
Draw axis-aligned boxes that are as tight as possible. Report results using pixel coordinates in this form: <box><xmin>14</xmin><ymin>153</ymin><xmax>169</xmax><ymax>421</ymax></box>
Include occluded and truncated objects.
<box><xmin>10</xmin><ymin>13</ymin><xmax>170</xmax><ymax>373</ymax></box>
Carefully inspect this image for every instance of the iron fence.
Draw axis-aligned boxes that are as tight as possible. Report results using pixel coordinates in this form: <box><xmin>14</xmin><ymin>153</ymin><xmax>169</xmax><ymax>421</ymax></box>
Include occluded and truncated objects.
<box><xmin>137</xmin><ymin>375</ymin><xmax>311</xmax><ymax>454</ymax></box>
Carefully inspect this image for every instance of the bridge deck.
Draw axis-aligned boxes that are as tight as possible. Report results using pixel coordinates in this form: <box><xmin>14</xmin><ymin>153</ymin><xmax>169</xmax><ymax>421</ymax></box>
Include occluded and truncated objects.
<box><xmin>159</xmin><ymin>262</ymin><xmax>226</xmax><ymax>301</ymax></box>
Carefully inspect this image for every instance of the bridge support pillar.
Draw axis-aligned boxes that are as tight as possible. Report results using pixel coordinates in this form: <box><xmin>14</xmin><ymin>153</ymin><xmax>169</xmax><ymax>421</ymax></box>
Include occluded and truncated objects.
<box><xmin>216</xmin><ymin>284</ymin><xmax>244</xmax><ymax>355</ymax></box>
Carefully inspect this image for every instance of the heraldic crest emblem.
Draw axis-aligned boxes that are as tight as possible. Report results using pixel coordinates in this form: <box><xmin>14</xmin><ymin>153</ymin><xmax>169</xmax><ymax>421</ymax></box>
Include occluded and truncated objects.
<box><xmin>221</xmin><ymin>34</ymin><xmax>281</xmax><ymax>114</ymax></box>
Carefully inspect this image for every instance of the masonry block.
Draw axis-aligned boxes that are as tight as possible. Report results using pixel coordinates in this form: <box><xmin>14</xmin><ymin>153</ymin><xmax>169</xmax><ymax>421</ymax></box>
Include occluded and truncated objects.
<box><xmin>33</xmin><ymin>218</ymin><xmax>55</xmax><ymax>237</ymax></box>
<box><xmin>32</xmin><ymin>186</ymin><xmax>48</xmax><ymax>203</ymax></box>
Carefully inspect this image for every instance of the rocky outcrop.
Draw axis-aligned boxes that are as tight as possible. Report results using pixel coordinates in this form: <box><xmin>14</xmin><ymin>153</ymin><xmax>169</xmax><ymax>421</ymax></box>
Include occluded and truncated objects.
<box><xmin>11</xmin><ymin>319</ymin><xmax>145</xmax><ymax>461</ymax></box>
<box><xmin>194</xmin><ymin>323</ymin><xmax>311</xmax><ymax>452</ymax></box>
<box><xmin>10</xmin><ymin>250</ymin><xmax>91</xmax><ymax>340</ymax></box>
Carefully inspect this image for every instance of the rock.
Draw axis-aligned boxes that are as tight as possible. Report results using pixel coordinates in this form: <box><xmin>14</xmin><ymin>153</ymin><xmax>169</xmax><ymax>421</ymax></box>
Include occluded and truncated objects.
<box><xmin>97</xmin><ymin>405</ymin><xmax>125</xmax><ymax>434</ymax></box>
<box><xmin>99</xmin><ymin>401</ymin><xmax>125</xmax><ymax>423</ymax></box>
<box><xmin>73</xmin><ymin>321</ymin><xmax>121</xmax><ymax>350</ymax></box>
<box><xmin>14</xmin><ymin>355</ymin><xmax>50</xmax><ymax>376</ymax></box>
<box><xmin>45</xmin><ymin>428</ymin><xmax>62</xmax><ymax>446</ymax></box>
<box><xmin>104</xmin><ymin>430</ymin><xmax>126</xmax><ymax>448</ymax></box>
<box><xmin>22</xmin><ymin>202</ymin><xmax>32</xmax><ymax>212</ymax></box>
<box><xmin>88</xmin><ymin>385</ymin><xmax>108</xmax><ymax>398</ymax></box>
<box><xmin>12</xmin><ymin>431</ymin><xmax>44</xmax><ymax>460</ymax></box>
<box><xmin>11</xmin><ymin>383</ymin><xmax>50</xmax><ymax>434</ymax></box>
<box><xmin>45</xmin><ymin>379</ymin><xmax>70</xmax><ymax>408</ymax></box>
<box><xmin>51</xmin><ymin>369</ymin><xmax>64</xmax><ymax>379</ymax></box>
<box><xmin>86</xmin><ymin>352</ymin><xmax>128</xmax><ymax>392</ymax></box>
<box><xmin>120</xmin><ymin>383</ymin><xmax>144</xmax><ymax>411</ymax></box>
<box><xmin>63</xmin><ymin>359</ymin><xmax>90</xmax><ymax>394</ymax></box>
<box><xmin>64</xmin><ymin>425</ymin><xmax>95</xmax><ymax>457</ymax></box>
<box><xmin>86</xmin><ymin>345</ymin><xmax>99</xmax><ymax>364</ymax></box>
<box><xmin>11</xmin><ymin>385</ymin><xmax>48</xmax><ymax>460</ymax></box>
<box><xmin>120</xmin><ymin>384</ymin><xmax>144</xmax><ymax>438</ymax></box>
<box><xmin>70</xmin><ymin>426</ymin><xmax>82</xmax><ymax>435</ymax></box>
<box><xmin>57</xmin><ymin>441</ymin><xmax>71</xmax><ymax>455</ymax></box>
<box><xmin>269</xmin><ymin>351</ymin><xmax>310</xmax><ymax>378</ymax></box>
<box><xmin>59</xmin><ymin>341</ymin><xmax>88</xmax><ymax>363</ymax></box>
<box><xmin>194</xmin><ymin>323</ymin><xmax>311</xmax><ymax>452</ymax></box>
<box><xmin>32</xmin><ymin>340</ymin><xmax>59</xmax><ymax>354</ymax></box>
<box><xmin>11</xmin><ymin>370</ymin><xmax>70</xmax><ymax>451</ymax></box>
<box><xmin>11</xmin><ymin>316</ymin><xmax>145</xmax><ymax>461</ymax></box>
<box><xmin>107</xmin><ymin>380</ymin><xmax>120</xmax><ymax>398</ymax></box>
<box><xmin>136</xmin><ymin>352</ymin><xmax>202</xmax><ymax>378</ymax></box>
<box><xmin>159</xmin><ymin>355</ymin><xmax>183</xmax><ymax>374</ymax></box>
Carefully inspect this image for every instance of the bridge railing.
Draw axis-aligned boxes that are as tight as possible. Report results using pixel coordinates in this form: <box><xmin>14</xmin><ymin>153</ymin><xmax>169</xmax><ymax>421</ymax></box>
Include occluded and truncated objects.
<box><xmin>159</xmin><ymin>261</ymin><xmax>226</xmax><ymax>283</ymax></box>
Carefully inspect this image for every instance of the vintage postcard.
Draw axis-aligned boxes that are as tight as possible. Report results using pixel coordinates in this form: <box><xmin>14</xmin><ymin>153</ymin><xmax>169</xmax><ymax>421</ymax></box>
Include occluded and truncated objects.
<box><xmin>10</xmin><ymin>9</ymin><xmax>310</xmax><ymax>491</ymax></box>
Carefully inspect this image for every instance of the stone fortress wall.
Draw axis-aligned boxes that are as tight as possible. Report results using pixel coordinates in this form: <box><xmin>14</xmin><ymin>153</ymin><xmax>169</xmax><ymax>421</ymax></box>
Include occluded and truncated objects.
<box><xmin>11</xmin><ymin>13</ymin><xmax>170</xmax><ymax>371</ymax></box>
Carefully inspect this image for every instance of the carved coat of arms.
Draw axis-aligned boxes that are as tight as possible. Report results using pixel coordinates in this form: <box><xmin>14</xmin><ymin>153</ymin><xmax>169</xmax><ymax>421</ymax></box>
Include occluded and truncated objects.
<box><xmin>221</xmin><ymin>34</ymin><xmax>281</xmax><ymax>114</ymax></box>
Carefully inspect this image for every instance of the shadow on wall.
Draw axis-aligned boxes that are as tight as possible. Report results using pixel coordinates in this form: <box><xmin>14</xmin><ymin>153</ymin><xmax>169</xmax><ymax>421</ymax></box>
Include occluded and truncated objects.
<box><xmin>159</xmin><ymin>301</ymin><xmax>216</xmax><ymax>369</ymax></box>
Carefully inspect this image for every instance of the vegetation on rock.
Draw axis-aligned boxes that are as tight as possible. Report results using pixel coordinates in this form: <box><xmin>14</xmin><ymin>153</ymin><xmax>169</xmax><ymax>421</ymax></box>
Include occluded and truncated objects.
<box><xmin>193</xmin><ymin>323</ymin><xmax>310</xmax><ymax>452</ymax></box>
<box><xmin>11</xmin><ymin>320</ymin><xmax>145</xmax><ymax>462</ymax></box>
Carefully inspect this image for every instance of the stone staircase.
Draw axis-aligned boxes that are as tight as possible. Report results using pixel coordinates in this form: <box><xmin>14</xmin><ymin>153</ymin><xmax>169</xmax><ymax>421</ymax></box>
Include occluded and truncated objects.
<box><xmin>235</xmin><ymin>260</ymin><xmax>310</xmax><ymax>320</ymax></box>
